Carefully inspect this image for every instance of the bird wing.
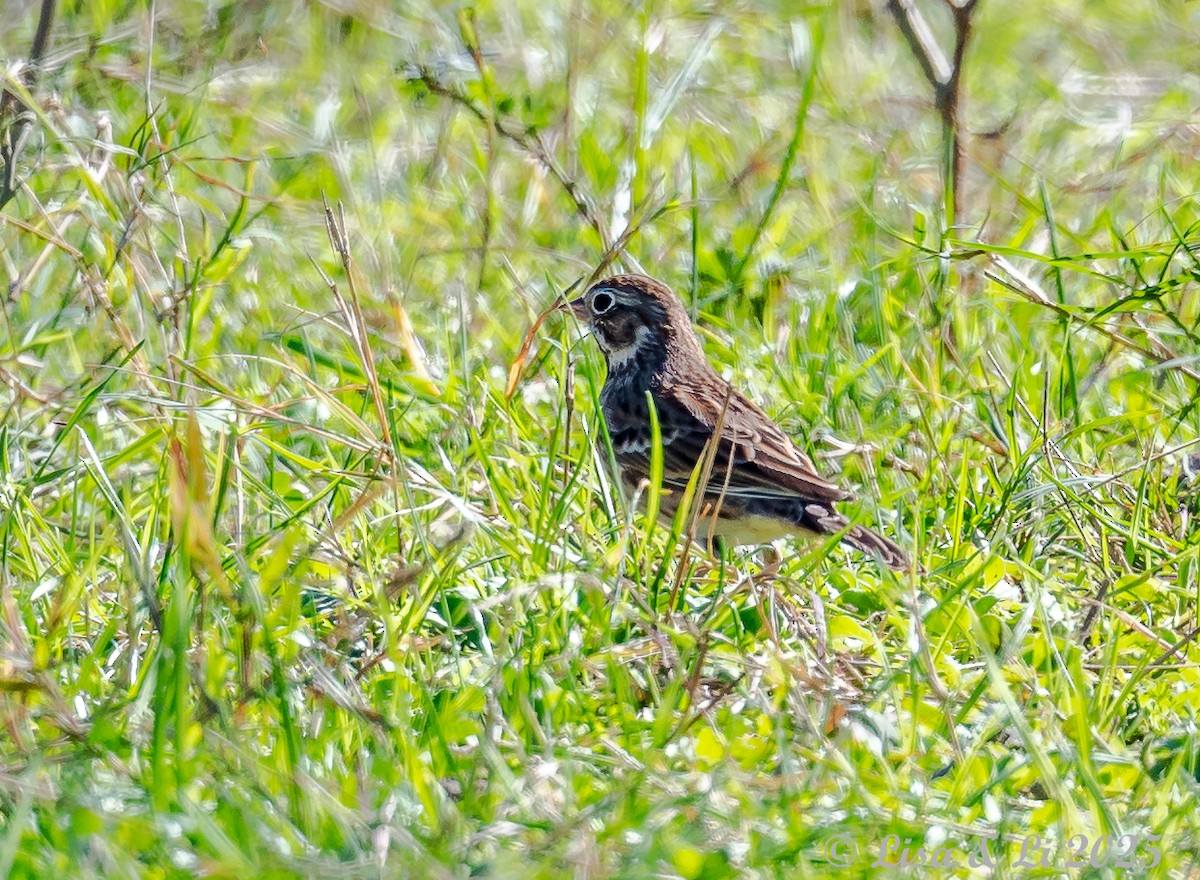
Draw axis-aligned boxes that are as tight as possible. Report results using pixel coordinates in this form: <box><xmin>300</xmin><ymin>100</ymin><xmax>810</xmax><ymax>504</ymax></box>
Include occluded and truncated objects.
<box><xmin>610</xmin><ymin>378</ymin><xmax>850</xmax><ymax>505</ymax></box>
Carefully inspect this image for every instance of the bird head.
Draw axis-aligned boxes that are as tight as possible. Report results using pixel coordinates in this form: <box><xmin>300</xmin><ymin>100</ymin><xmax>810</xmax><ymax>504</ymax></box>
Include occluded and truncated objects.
<box><xmin>561</xmin><ymin>274</ymin><xmax>695</xmax><ymax>371</ymax></box>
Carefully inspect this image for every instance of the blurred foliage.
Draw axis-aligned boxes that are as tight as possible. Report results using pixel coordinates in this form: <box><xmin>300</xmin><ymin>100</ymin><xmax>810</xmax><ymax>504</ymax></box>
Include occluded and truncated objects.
<box><xmin>1</xmin><ymin>0</ymin><xmax>1199</xmax><ymax>877</ymax></box>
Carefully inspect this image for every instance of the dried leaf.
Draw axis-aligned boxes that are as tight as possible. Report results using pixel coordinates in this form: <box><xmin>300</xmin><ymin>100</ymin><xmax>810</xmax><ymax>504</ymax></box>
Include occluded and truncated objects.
<box><xmin>505</xmin><ymin>294</ymin><xmax>568</xmax><ymax>400</ymax></box>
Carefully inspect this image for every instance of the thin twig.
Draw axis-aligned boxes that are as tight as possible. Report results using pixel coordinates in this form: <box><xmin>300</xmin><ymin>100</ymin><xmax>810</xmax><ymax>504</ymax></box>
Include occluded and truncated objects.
<box><xmin>985</xmin><ymin>254</ymin><xmax>1200</xmax><ymax>386</ymax></box>
<box><xmin>413</xmin><ymin>66</ymin><xmax>610</xmax><ymax>250</ymax></box>
<box><xmin>318</xmin><ymin>196</ymin><xmax>396</xmax><ymax>458</ymax></box>
<box><xmin>1148</xmin><ymin>622</ymin><xmax>1200</xmax><ymax>670</ymax></box>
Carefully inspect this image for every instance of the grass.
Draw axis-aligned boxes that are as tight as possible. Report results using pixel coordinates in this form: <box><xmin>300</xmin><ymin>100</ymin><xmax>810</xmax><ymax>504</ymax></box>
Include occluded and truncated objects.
<box><xmin>2</xmin><ymin>0</ymin><xmax>1200</xmax><ymax>877</ymax></box>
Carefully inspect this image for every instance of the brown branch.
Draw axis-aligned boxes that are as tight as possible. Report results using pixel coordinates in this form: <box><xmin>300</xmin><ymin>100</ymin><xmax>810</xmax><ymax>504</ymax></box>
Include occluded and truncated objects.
<box><xmin>885</xmin><ymin>0</ymin><xmax>980</xmax><ymax>225</ymax></box>
<box><xmin>944</xmin><ymin>0</ymin><xmax>979</xmax><ymax>221</ymax></box>
<box><xmin>0</xmin><ymin>0</ymin><xmax>57</xmax><ymax>209</ymax></box>
<box><xmin>886</xmin><ymin>0</ymin><xmax>952</xmax><ymax>91</ymax></box>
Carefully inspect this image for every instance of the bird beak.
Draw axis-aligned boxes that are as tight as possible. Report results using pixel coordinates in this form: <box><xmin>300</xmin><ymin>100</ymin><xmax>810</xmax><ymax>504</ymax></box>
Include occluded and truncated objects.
<box><xmin>558</xmin><ymin>297</ymin><xmax>588</xmax><ymax>321</ymax></box>
<box><xmin>555</xmin><ymin>276</ymin><xmax>588</xmax><ymax>322</ymax></box>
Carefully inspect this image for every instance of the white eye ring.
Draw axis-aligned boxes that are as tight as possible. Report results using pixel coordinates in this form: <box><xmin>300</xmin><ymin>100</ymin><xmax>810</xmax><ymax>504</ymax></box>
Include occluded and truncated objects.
<box><xmin>590</xmin><ymin>290</ymin><xmax>616</xmax><ymax>314</ymax></box>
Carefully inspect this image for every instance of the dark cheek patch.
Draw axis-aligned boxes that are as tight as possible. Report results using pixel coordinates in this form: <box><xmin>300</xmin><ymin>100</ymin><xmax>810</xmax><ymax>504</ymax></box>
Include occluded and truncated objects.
<box><xmin>599</xmin><ymin>314</ymin><xmax>637</xmax><ymax>350</ymax></box>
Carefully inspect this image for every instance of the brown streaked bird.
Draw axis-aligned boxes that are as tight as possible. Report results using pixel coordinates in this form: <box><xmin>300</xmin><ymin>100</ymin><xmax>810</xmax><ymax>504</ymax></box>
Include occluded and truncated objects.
<box><xmin>562</xmin><ymin>273</ymin><xmax>911</xmax><ymax>570</ymax></box>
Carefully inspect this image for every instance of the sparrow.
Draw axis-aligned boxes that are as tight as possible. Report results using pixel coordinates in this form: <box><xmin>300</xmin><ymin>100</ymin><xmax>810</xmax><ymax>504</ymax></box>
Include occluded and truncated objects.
<box><xmin>562</xmin><ymin>273</ymin><xmax>911</xmax><ymax>570</ymax></box>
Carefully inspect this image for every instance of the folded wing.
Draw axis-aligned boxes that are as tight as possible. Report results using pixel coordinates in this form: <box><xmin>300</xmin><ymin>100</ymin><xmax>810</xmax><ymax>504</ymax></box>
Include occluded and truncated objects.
<box><xmin>610</xmin><ymin>378</ymin><xmax>850</xmax><ymax>505</ymax></box>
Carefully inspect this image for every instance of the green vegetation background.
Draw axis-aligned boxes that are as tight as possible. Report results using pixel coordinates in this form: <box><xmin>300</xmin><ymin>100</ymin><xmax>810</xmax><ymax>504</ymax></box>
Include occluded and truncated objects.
<box><xmin>2</xmin><ymin>0</ymin><xmax>1199</xmax><ymax>877</ymax></box>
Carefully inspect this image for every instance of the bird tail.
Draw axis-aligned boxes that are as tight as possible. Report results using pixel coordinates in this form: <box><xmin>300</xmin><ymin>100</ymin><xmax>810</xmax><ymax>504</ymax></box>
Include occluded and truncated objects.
<box><xmin>840</xmin><ymin>523</ymin><xmax>911</xmax><ymax>571</ymax></box>
<box><xmin>801</xmin><ymin>502</ymin><xmax>912</xmax><ymax>571</ymax></box>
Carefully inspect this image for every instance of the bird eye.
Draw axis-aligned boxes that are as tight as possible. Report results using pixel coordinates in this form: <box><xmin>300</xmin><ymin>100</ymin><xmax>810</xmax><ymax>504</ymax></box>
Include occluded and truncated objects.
<box><xmin>591</xmin><ymin>290</ymin><xmax>615</xmax><ymax>314</ymax></box>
